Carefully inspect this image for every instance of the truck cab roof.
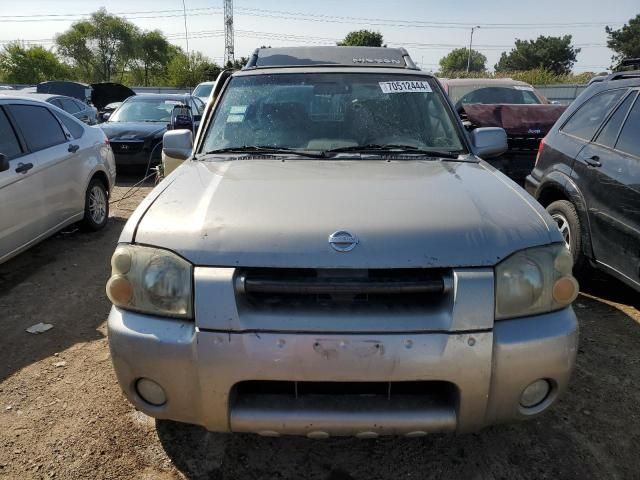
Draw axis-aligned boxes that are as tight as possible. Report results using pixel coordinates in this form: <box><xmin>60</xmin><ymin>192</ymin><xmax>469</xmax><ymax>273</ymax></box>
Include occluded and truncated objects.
<box><xmin>244</xmin><ymin>46</ymin><xmax>418</xmax><ymax>70</ymax></box>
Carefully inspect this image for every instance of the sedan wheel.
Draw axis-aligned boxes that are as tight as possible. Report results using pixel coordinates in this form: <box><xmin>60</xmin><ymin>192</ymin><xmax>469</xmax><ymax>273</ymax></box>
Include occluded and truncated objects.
<box><xmin>81</xmin><ymin>179</ymin><xmax>109</xmax><ymax>231</ymax></box>
<box><xmin>546</xmin><ymin>199</ymin><xmax>585</xmax><ymax>272</ymax></box>
<box><xmin>89</xmin><ymin>185</ymin><xmax>107</xmax><ymax>224</ymax></box>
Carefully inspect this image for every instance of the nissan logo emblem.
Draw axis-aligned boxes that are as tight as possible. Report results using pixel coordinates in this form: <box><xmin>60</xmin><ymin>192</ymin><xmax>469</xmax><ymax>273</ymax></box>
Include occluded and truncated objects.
<box><xmin>328</xmin><ymin>231</ymin><xmax>358</xmax><ymax>252</ymax></box>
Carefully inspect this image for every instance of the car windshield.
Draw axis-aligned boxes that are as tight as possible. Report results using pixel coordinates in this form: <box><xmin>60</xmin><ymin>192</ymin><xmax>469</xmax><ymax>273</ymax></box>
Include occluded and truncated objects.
<box><xmin>108</xmin><ymin>97</ymin><xmax>187</xmax><ymax>123</ymax></box>
<box><xmin>201</xmin><ymin>73</ymin><xmax>465</xmax><ymax>156</ymax></box>
<box><xmin>193</xmin><ymin>83</ymin><xmax>213</xmax><ymax>98</ymax></box>
<box><xmin>451</xmin><ymin>85</ymin><xmax>543</xmax><ymax>106</ymax></box>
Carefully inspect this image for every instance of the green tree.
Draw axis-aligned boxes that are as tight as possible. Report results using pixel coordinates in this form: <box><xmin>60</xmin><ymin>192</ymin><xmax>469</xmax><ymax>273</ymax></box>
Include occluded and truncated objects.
<box><xmin>495</xmin><ymin>35</ymin><xmax>580</xmax><ymax>75</ymax></box>
<box><xmin>338</xmin><ymin>30</ymin><xmax>384</xmax><ymax>47</ymax></box>
<box><xmin>56</xmin><ymin>8</ymin><xmax>138</xmax><ymax>82</ymax></box>
<box><xmin>0</xmin><ymin>42</ymin><xmax>71</xmax><ymax>84</ymax></box>
<box><xmin>439</xmin><ymin>48</ymin><xmax>486</xmax><ymax>73</ymax></box>
<box><xmin>224</xmin><ymin>57</ymin><xmax>248</xmax><ymax>71</ymax></box>
<box><xmin>167</xmin><ymin>50</ymin><xmax>221</xmax><ymax>88</ymax></box>
<box><xmin>606</xmin><ymin>14</ymin><xmax>640</xmax><ymax>70</ymax></box>
<box><xmin>133</xmin><ymin>30</ymin><xmax>172</xmax><ymax>86</ymax></box>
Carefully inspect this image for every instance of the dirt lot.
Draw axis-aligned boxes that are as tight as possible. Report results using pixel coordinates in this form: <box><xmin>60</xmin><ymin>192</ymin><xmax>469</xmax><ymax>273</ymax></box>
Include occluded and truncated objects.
<box><xmin>1</xmin><ymin>180</ymin><xmax>639</xmax><ymax>480</ymax></box>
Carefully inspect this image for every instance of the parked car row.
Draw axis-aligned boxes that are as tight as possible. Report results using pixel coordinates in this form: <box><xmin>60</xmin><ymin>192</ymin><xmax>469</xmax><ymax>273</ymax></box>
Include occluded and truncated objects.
<box><xmin>0</xmin><ymin>95</ymin><xmax>115</xmax><ymax>263</ymax></box>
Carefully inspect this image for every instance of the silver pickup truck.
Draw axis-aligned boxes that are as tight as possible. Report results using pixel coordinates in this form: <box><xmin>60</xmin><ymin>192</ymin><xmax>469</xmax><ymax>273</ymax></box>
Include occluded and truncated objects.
<box><xmin>106</xmin><ymin>46</ymin><xmax>579</xmax><ymax>438</ymax></box>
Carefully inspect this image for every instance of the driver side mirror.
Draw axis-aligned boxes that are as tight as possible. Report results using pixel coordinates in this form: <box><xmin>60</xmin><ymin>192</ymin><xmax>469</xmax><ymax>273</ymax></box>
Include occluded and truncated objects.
<box><xmin>471</xmin><ymin>127</ymin><xmax>508</xmax><ymax>159</ymax></box>
<box><xmin>163</xmin><ymin>130</ymin><xmax>193</xmax><ymax>161</ymax></box>
<box><xmin>0</xmin><ymin>154</ymin><xmax>9</xmax><ymax>173</ymax></box>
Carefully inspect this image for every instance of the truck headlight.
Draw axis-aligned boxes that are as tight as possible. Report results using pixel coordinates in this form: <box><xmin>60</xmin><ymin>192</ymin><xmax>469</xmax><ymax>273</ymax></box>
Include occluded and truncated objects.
<box><xmin>106</xmin><ymin>245</ymin><xmax>193</xmax><ymax>319</ymax></box>
<box><xmin>495</xmin><ymin>244</ymin><xmax>578</xmax><ymax>320</ymax></box>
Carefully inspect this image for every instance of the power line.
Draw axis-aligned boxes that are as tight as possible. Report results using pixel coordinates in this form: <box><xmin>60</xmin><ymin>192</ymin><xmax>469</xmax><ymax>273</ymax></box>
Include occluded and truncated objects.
<box><xmin>0</xmin><ymin>5</ymin><xmax>626</xmax><ymax>31</ymax></box>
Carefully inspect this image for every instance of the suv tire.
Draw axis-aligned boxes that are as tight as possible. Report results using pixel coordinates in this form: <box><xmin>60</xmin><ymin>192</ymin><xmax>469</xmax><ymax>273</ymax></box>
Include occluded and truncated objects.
<box><xmin>546</xmin><ymin>200</ymin><xmax>585</xmax><ymax>271</ymax></box>
<box><xmin>81</xmin><ymin>178</ymin><xmax>109</xmax><ymax>231</ymax></box>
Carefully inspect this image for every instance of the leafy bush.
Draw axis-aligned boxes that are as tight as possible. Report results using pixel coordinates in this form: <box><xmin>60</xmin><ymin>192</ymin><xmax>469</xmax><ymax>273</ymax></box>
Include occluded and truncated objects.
<box><xmin>435</xmin><ymin>68</ymin><xmax>594</xmax><ymax>85</ymax></box>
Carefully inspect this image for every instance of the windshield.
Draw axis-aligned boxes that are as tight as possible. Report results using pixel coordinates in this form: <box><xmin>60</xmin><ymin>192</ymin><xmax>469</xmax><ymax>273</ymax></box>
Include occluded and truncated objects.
<box><xmin>193</xmin><ymin>83</ymin><xmax>213</xmax><ymax>98</ymax></box>
<box><xmin>201</xmin><ymin>73</ymin><xmax>465</xmax><ymax>155</ymax></box>
<box><xmin>108</xmin><ymin>97</ymin><xmax>187</xmax><ymax>123</ymax></box>
<box><xmin>451</xmin><ymin>85</ymin><xmax>543</xmax><ymax>106</ymax></box>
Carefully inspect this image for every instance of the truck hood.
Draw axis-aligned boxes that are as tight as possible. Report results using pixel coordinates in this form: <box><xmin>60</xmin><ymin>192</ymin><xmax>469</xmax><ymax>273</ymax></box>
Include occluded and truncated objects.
<box><xmin>131</xmin><ymin>159</ymin><xmax>558</xmax><ymax>268</ymax></box>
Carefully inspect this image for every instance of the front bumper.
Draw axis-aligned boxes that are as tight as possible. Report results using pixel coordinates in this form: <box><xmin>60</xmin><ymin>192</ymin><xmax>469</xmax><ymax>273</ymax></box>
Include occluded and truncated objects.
<box><xmin>108</xmin><ymin>307</ymin><xmax>578</xmax><ymax>436</ymax></box>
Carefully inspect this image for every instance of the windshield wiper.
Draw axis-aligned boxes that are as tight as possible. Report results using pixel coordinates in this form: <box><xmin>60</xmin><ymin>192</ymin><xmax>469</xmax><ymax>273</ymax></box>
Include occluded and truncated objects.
<box><xmin>324</xmin><ymin>144</ymin><xmax>462</xmax><ymax>159</ymax></box>
<box><xmin>204</xmin><ymin>146</ymin><xmax>326</xmax><ymax>158</ymax></box>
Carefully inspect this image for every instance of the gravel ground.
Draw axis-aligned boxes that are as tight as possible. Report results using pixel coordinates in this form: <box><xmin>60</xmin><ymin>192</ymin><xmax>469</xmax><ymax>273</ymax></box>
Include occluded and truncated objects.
<box><xmin>1</xmin><ymin>180</ymin><xmax>639</xmax><ymax>480</ymax></box>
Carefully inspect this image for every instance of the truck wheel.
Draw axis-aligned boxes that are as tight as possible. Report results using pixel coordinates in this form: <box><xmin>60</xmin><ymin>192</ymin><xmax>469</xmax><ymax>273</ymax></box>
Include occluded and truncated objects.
<box><xmin>81</xmin><ymin>179</ymin><xmax>109</xmax><ymax>231</ymax></box>
<box><xmin>546</xmin><ymin>200</ymin><xmax>585</xmax><ymax>271</ymax></box>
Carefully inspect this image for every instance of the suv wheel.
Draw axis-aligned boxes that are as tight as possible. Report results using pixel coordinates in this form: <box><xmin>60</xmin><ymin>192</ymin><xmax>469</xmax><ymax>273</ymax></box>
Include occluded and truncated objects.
<box><xmin>546</xmin><ymin>200</ymin><xmax>584</xmax><ymax>270</ymax></box>
<box><xmin>81</xmin><ymin>179</ymin><xmax>109</xmax><ymax>231</ymax></box>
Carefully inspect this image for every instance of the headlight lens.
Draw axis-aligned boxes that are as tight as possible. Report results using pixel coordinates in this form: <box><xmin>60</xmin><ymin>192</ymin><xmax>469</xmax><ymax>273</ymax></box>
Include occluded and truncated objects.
<box><xmin>495</xmin><ymin>244</ymin><xmax>578</xmax><ymax>320</ymax></box>
<box><xmin>106</xmin><ymin>245</ymin><xmax>193</xmax><ymax>318</ymax></box>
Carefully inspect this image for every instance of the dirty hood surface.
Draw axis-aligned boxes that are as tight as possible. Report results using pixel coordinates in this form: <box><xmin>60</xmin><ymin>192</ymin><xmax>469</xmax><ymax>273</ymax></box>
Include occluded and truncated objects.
<box><xmin>132</xmin><ymin>159</ymin><xmax>557</xmax><ymax>268</ymax></box>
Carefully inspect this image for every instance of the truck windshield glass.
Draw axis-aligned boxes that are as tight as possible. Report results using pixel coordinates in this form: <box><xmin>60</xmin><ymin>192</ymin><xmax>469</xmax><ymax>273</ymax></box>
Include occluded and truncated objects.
<box><xmin>202</xmin><ymin>73</ymin><xmax>465</xmax><ymax>154</ymax></box>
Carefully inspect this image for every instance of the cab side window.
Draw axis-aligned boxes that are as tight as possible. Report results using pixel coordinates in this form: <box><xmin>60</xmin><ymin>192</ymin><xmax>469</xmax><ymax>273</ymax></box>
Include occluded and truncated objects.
<box><xmin>0</xmin><ymin>108</ymin><xmax>22</xmax><ymax>159</ymax></box>
<box><xmin>561</xmin><ymin>89</ymin><xmax>626</xmax><ymax>141</ymax></box>
<box><xmin>7</xmin><ymin>105</ymin><xmax>67</xmax><ymax>152</ymax></box>
<box><xmin>615</xmin><ymin>96</ymin><xmax>640</xmax><ymax>157</ymax></box>
<box><xmin>594</xmin><ymin>92</ymin><xmax>637</xmax><ymax>148</ymax></box>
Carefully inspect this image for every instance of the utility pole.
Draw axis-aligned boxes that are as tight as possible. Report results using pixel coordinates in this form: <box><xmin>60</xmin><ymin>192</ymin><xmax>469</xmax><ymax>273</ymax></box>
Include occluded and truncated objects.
<box><xmin>182</xmin><ymin>0</ymin><xmax>190</xmax><ymax>59</ymax></box>
<box><xmin>224</xmin><ymin>0</ymin><xmax>234</xmax><ymax>66</ymax></box>
<box><xmin>466</xmin><ymin>25</ymin><xmax>480</xmax><ymax>73</ymax></box>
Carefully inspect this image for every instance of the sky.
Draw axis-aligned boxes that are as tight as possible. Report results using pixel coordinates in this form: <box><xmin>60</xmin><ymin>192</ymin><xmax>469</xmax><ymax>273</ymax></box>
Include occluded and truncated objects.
<box><xmin>0</xmin><ymin>0</ymin><xmax>638</xmax><ymax>73</ymax></box>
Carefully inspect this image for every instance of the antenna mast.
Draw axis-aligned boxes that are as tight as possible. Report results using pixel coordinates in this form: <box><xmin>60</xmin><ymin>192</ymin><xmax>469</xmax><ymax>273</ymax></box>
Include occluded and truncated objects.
<box><xmin>224</xmin><ymin>0</ymin><xmax>234</xmax><ymax>65</ymax></box>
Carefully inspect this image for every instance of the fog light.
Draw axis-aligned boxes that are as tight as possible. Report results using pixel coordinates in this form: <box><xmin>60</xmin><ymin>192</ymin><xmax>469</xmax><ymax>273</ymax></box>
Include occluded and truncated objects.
<box><xmin>520</xmin><ymin>379</ymin><xmax>551</xmax><ymax>408</ymax></box>
<box><xmin>106</xmin><ymin>275</ymin><xmax>133</xmax><ymax>305</ymax></box>
<box><xmin>135</xmin><ymin>378</ymin><xmax>167</xmax><ymax>406</ymax></box>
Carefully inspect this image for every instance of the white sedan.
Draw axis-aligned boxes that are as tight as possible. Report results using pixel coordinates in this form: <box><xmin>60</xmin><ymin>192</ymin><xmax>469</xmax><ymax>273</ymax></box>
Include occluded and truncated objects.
<box><xmin>0</xmin><ymin>96</ymin><xmax>116</xmax><ymax>264</ymax></box>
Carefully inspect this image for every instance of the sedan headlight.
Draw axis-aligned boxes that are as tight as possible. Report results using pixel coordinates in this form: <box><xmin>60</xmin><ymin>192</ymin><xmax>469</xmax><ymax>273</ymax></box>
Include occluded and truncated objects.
<box><xmin>495</xmin><ymin>244</ymin><xmax>578</xmax><ymax>320</ymax></box>
<box><xmin>106</xmin><ymin>245</ymin><xmax>193</xmax><ymax>319</ymax></box>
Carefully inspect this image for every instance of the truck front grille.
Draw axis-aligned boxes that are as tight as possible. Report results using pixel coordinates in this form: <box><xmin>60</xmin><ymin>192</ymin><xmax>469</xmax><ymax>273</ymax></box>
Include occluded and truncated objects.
<box><xmin>236</xmin><ymin>268</ymin><xmax>450</xmax><ymax>309</ymax></box>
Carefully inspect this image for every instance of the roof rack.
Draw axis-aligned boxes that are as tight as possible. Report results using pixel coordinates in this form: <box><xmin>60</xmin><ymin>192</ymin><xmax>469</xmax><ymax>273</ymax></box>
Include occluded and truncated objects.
<box><xmin>244</xmin><ymin>46</ymin><xmax>418</xmax><ymax>70</ymax></box>
<box><xmin>603</xmin><ymin>58</ymin><xmax>640</xmax><ymax>81</ymax></box>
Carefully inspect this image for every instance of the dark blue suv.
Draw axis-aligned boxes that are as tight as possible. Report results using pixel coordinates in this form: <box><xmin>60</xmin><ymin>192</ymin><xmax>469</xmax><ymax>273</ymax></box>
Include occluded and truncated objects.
<box><xmin>526</xmin><ymin>68</ymin><xmax>640</xmax><ymax>291</ymax></box>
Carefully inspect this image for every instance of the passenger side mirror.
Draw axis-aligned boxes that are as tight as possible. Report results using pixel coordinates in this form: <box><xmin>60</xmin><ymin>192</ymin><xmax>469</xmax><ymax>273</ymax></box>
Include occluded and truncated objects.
<box><xmin>0</xmin><ymin>154</ymin><xmax>9</xmax><ymax>173</ymax></box>
<box><xmin>163</xmin><ymin>130</ymin><xmax>193</xmax><ymax>161</ymax></box>
<box><xmin>471</xmin><ymin>127</ymin><xmax>508</xmax><ymax>159</ymax></box>
<box><xmin>101</xmin><ymin>112</ymin><xmax>111</xmax><ymax>121</ymax></box>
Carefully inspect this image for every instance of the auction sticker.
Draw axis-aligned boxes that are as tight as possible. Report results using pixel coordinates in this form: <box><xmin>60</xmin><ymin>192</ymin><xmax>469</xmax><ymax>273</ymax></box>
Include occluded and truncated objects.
<box><xmin>379</xmin><ymin>81</ymin><xmax>432</xmax><ymax>94</ymax></box>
